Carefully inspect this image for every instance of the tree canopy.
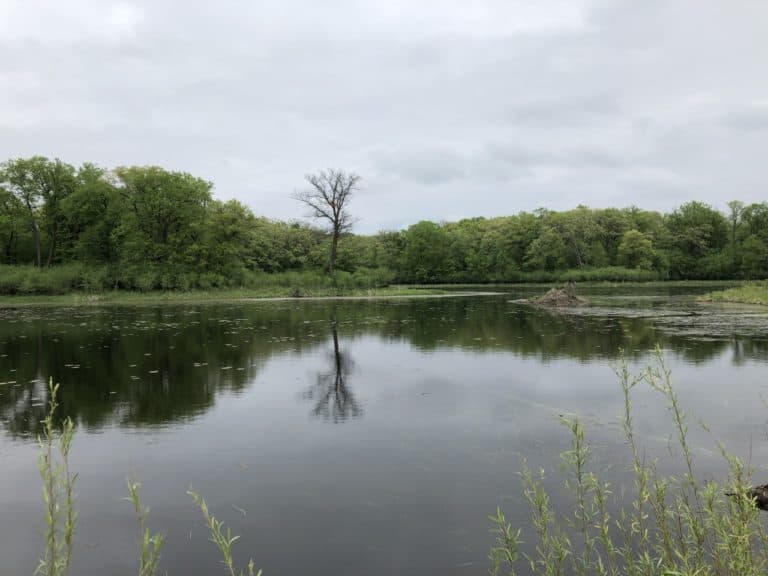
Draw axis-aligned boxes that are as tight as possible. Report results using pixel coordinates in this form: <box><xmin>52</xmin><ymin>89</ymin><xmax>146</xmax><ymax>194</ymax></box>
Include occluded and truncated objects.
<box><xmin>1</xmin><ymin>156</ymin><xmax>766</xmax><ymax>292</ymax></box>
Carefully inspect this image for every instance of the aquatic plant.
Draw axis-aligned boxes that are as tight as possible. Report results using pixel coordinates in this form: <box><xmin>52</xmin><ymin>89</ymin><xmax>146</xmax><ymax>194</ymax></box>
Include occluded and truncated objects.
<box><xmin>188</xmin><ymin>490</ymin><xmax>262</xmax><ymax>576</ymax></box>
<box><xmin>489</xmin><ymin>347</ymin><xmax>768</xmax><ymax>576</ymax></box>
<box><xmin>126</xmin><ymin>480</ymin><xmax>164</xmax><ymax>576</ymax></box>
<box><xmin>36</xmin><ymin>381</ymin><xmax>262</xmax><ymax>576</ymax></box>
<box><xmin>36</xmin><ymin>380</ymin><xmax>77</xmax><ymax>576</ymax></box>
<box><xmin>701</xmin><ymin>282</ymin><xmax>768</xmax><ymax>306</ymax></box>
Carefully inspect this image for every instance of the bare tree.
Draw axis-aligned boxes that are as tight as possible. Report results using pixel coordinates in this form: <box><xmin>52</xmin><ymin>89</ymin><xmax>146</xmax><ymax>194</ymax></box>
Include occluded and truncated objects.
<box><xmin>292</xmin><ymin>169</ymin><xmax>360</xmax><ymax>274</ymax></box>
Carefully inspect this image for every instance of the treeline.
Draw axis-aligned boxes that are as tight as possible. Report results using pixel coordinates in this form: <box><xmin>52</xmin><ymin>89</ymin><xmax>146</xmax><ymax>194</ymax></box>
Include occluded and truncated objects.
<box><xmin>1</xmin><ymin>156</ymin><xmax>767</xmax><ymax>292</ymax></box>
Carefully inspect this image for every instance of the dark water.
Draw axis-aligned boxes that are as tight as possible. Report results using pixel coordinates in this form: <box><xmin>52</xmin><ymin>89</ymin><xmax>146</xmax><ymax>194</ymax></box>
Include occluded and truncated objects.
<box><xmin>1</xmin><ymin>285</ymin><xmax>767</xmax><ymax>575</ymax></box>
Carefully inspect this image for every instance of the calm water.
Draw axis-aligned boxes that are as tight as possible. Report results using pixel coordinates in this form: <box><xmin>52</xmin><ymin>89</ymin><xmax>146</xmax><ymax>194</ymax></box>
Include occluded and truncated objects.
<box><xmin>1</xmin><ymin>285</ymin><xmax>767</xmax><ymax>575</ymax></box>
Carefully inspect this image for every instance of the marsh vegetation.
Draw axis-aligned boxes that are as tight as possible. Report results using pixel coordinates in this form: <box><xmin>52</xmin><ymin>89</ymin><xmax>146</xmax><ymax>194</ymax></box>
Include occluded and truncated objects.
<box><xmin>2</xmin><ymin>158</ymin><xmax>767</xmax><ymax>296</ymax></box>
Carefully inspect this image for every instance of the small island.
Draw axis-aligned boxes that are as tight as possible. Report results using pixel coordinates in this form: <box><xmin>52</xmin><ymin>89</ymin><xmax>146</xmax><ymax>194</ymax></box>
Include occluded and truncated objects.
<box><xmin>700</xmin><ymin>282</ymin><xmax>768</xmax><ymax>306</ymax></box>
<box><xmin>513</xmin><ymin>286</ymin><xmax>590</xmax><ymax>307</ymax></box>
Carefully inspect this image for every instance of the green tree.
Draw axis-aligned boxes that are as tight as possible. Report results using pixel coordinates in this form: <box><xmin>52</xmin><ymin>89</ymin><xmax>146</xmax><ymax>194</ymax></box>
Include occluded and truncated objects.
<box><xmin>594</xmin><ymin>208</ymin><xmax>631</xmax><ymax>265</ymax></box>
<box><xmin>617</xmin><ymin>230</ymin><xmax>653</xmax><ymax>270</ymax></box>
<box><xmin>664</xmin><ymin>201</ymin><xmax>728</xmax><ymax>278</ymax></box>
<box><xmin>727</xmin><ymin>200</ymin><xmax>744</xmax><ymax>245</ymax></box>
<box><xmin>199</xmin><ymin>200</ymin><xmax>256</xmax><ymax>281</ymax></box>
<box><xmin>401</xmin><ymin>221</ymin><xmax>453</xmax><ymax>282</ymax></box>
<box><xmin>524</xmin><ymin>226</ymin><xmax>567</xmax><ymax>271</ymax></box>
<box><xmin>114</xmin><ymin>166</ymin><xmax>212</xmax><ymax>268</ymax></box>
<box><xmin>739</xmin><ymin>235</ymin><xmax>768</xmax><ymax>278</ymax></box>
<box><xmin>0</xmin><ymin>186</ymin><xmax>26</xmax><ymax>263</ymax></box>
<box><xmin>61</xmin><ymin>164</ymin><xmax>121</xmax><ymax>264</ymax></box>
<box><xmin>0</xmin><ymin>157</ymin><xmax>76</xmax><ymax>267</ymax></box>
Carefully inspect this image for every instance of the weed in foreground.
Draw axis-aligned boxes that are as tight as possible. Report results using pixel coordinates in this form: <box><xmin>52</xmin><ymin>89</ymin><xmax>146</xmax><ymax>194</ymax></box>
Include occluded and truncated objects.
<box><xmin>489</xmin><ymin>346</ymin><xmax>768</xmax><ymax>576</ymax></box>
<box><xmin>36</xmin><ymin>380</ymin><xmax>77</xmax><ymax>576</ymax></box>
<box><xmin>36</xmin><ymin>381</ymin><xmax>262</xmax><ymax>576</ymax></box>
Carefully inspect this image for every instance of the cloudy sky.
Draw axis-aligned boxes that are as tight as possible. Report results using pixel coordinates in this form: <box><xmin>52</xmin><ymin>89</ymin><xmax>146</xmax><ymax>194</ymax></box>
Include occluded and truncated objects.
<box><xmin>1</xmin><ymin>0</ymin><xmax>766</xmax><ymax>233</ymax></box>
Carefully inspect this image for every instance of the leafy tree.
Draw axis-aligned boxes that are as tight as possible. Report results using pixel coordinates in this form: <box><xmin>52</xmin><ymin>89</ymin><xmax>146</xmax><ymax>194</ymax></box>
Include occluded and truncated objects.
<box><xmin>741</xmin><ymin>203</ymin><xmax>768</xmax><ymax>242</ymax></box>
<box><xmin>114</xmin><ymin>166</ymin><xmax>212</xmax><ymax>268</ymax></box>
<box><xmin>665</xmin><ymin>201</ymin><xmax>728</xmax><ymax>278</ymax></box>
<box><xmin>0</xmin><ymin>157</ymin><xmax>76</xmax><ymax>266</ymax></box>
<box><xmin>727</xmin><ymin>200</ymin><xmax>744</xmax><ymax>245</ymax></box>
<box><xmin>61</xmin><ymin>164</ymin><xmax>121</xmax><ymax>264</ymax></box>
<box><xmin>524</xmin><ymin>226</ymin><xmax>567</xmax><ymax>271</ymax></box>
<box><xmin>0</xmin><ymin>186</ymin><xmax>26</xmax><ymax>263</ymax></box>
<box><xmin>293</xmin><ymin>169</ymin><xmax>360</xmax><ymax>274</ymax></box>
<box><xmin>594</xmin><ymin>208</ymin><xmax>631</xmax><ymax>265</ymax></box>
<box><xmin>199</xmin><ymin>200</ymin><xmax>256</xmax><ymax>280</ymax></box>
<box><xmin>739</xmin><ymin>235</ymin><xmax>768</xmax><ymax>278</ymax></box>
<box><xmin>401</xmin><ymin>221</ymin><xmax>453</xmax><ymax>282</ymax></box>
<box><xmin>617</xmin><ymin>230</ymin><xmax>654</xmax><ymax>270</ymax></box>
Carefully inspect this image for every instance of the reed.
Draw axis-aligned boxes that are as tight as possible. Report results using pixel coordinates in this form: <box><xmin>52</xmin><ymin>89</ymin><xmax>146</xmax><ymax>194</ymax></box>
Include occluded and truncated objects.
<box><xmin>490</xmin><ymin>347</ymin><xmax>768</xmax><ymax>576</ymax></box>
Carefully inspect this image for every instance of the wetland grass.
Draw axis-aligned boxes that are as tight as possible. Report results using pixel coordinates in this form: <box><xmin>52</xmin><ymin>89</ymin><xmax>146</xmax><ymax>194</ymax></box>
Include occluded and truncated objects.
<box><xmin>700</xmin><ymin>282</ymin><xmax>768</xmax><ymax>306</ymax></box>
<box><xmin>490</xmin><ymin>348</ymin><xmax>768</xmax><ymax>576</ymax></box>
<box><xmin>36</xmin><ymin>379</ymin><xmax>261</xmax><ymax>576</ymax></box>
<box><xmin>34</xmin><ymin>350</ymin><xmax>768</xmax><ymax>575</ymax></box>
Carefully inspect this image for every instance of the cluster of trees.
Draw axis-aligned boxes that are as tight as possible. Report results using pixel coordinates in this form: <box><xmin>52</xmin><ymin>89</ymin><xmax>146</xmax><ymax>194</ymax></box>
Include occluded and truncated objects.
<box><xmin>390</xmin><ymin>201</ymin><xmax>768</xmax><ymax>282</ymax></box>
<box><xmin>1</xmin><ymin>156</ymin><xmax>766</xmax><ymax>290</ymax></box>
<box><xmin>0</xmin><ymin>158</ymin><xmax>348</xmax><ymax>289</ymax></box>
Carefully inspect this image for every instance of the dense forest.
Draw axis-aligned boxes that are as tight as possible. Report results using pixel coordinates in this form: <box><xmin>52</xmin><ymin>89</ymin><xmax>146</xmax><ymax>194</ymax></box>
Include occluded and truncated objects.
<box><xmin>1</xmin><ymin>156</ymin><xmax>766</xmax><ymax>293</ymax></box>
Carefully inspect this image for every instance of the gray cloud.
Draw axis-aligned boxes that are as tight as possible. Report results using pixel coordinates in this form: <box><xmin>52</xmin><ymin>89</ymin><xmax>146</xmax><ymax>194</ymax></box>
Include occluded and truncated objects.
<box><xmin>1</xmin><ymin>0</ymin><xmax>767</xmax><ymax>233</ymax></box>
<box><xmin>722</xmin><ymin>102</ymin><xmax>768</xmax><ymax>132</ymax></box>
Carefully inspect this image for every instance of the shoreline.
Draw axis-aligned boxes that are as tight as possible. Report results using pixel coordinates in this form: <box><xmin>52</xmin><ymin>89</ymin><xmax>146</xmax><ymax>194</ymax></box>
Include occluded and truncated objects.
<box><xmin>699</xmin><ymin>282</ymin><xmax>768</xmax><ymax>306</ymax></box>
<box><xmin>0</xmin><ymin>288</ymin><xmax>506</xmax><ymax>308</ymax></box>
<box><xmin>0</xmin><ymin>279</ymin><xmax>753</xmax><ymax>308</ymax></box>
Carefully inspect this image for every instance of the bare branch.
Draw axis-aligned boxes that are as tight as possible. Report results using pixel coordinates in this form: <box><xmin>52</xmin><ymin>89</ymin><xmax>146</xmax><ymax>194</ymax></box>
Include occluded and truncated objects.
<box><xmin>291</xmin><ymin>169</ymin><xmax>360</xmax><ymax>273</ymax></box>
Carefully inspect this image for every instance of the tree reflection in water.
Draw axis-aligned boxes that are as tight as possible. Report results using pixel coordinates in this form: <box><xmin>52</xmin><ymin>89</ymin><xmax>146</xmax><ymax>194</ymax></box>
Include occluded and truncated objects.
<box><xmin>303</xmin><ymin>316</ymin><xmax>361</xmax><ymax>423</ymax></box>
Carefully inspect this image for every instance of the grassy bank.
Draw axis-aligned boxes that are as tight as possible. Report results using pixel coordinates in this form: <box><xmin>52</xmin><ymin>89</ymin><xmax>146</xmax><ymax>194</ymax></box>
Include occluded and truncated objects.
<box><xmin>0</xmin><ymin>286</ymin><xmax>457</xmax><ymax>307</ymax></box>
<box><xmin>0</xmin><ymin>265</ymin><xmax>401</xmax><ymax>295</ymax></box>
<box><xmin>700</xmin><ymin>282</ymin><xmax>768</xmax><ymax>306</ymax></box>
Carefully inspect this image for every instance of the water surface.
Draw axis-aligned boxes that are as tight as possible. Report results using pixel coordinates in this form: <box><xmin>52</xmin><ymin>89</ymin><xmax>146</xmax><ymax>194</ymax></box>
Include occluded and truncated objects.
<box><xmin>1</xmin><ymin>285</ymin><xmax>767</xmax><ymax>575</ymax></box>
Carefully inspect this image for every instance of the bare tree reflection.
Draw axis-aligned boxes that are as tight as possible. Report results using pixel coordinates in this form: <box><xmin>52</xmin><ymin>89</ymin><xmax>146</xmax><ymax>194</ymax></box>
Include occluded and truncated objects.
<box><xmin>303</xmin><ymin>317</ymin><xmax>362</xmax><ymax>423</ymax></box>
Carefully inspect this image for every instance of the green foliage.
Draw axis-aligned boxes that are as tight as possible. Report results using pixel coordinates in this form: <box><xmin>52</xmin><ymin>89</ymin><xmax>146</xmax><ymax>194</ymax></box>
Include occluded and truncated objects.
<box><xmin>490</xmin><ymin>350</ymin><xmax>768</xmax><ymax>576</ymax></box>
<box><xmin>401</xmin><ymin>221</ymin><xmax>455</xmax><ymax>283</ymax></box>
<box><xmin>126</xmin><ymin>480</ymin><xmax>164</xmax><ymax>576</ymax></box>
<box><xmin>35</xmin><ymin>381</ymin><xmax>262</xmax><ymax>575</ymax></box>
<box><xmin>188</xmin><ymin>490</ymin><xmax>262</xmax><ymax>576</ymax></box>
<box><xmin>114</xmin><ymin>166</ymin><xmax>212</xmax><ymax>267</ymax></box>
<box><xmin>1</xmin><ymin>156</ymin><xmax>766</xmax><ymax>291</ymax></box>
<box><xmin>37</xmin><ymin>380</ymin><xmax>77</xmax><ymax>576</ymax></box>
<box><xmin>701</xmin><ymin>282</ymin><xmax>768</xmax><ymax>305</ymax></box>
<box><xmin>617</xmin><ymin>230</ymin><xmax>654</xmax><ymax>270</ymax></box>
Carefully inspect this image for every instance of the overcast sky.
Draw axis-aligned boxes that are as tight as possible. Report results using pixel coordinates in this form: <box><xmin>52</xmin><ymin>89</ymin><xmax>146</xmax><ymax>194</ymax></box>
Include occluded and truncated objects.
<box><xmin>1</xmin><ymin>0</ymin><xmax>766</xmax><ymax>233</ymax></box>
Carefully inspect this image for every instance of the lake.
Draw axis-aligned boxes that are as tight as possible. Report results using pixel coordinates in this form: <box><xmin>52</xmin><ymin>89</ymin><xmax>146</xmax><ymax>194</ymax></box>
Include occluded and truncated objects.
<box><xmin>1</xmin><ymin>284</ymin><xmax>767</xmax><ymax>575</ymax></box>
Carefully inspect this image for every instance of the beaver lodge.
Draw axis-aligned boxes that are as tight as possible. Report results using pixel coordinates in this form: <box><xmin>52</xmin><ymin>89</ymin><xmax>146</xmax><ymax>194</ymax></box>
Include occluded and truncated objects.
<box><xmin>517</xmin><ymin>287</ymin><xmax>590</xmax><ymax>308</ymax></box>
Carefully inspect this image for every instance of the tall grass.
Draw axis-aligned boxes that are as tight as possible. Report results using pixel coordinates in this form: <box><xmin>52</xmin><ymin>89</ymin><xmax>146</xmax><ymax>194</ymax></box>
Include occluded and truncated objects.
<box><xmin>36</xmin><ymin>381</ymin><xmax>263</xmax><ymax>576</ymax></box>
<box><xmin>36</xmin><ymin>380</ymin><xmax>77</xmax><ymax>576</ymax></box>
<box><xmin>188</xmin><ymin>490</ymin><xmax>262</xmax><ymax>576</ymax></box>
<box><xmin>700</xmin><ymin>282</ymin><xmax>768</xmax><ymax>306</ymax></box>
<box><xmin>500</xmin><ymin>267</ymin><xmax>662</xmax><ymax>284</ymax></box>
<box><xmin>34</xmin><ymin>352</ymin><xmax>768</xmax><ymax>575</ymax></box>
<box><xmin>126</xmin><ymin>480</ymin><xmax>164</xmax><ymax>576</ymax></box>
<box><xmin>0</xmin><ymin>264</ymin><xmax>396</xmax><ymax>295</ymax></box>
<box><xmin>490</xmin><ymin>347</ymin><xmax>768</xmax><ymax>576</ymax></box>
